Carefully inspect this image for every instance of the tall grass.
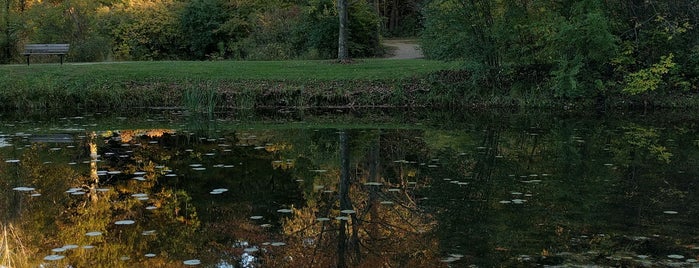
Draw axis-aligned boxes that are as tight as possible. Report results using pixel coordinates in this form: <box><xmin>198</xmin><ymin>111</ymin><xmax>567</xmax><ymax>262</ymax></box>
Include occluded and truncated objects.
<box><xmin>183</xmin><ymin>81</ymin><xmax>219</xmax><ymax>114</ymax></box>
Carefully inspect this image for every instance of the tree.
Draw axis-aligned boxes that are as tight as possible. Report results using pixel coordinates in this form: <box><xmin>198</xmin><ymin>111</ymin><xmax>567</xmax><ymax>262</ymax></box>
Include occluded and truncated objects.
<box><xmin>1</xmin><ymin>0</ymin><xmax>15</xmax><ymax>64</ymax></box>
<box><xmin>180</xmin><ymin>0</ymin><xmax>231</xmax><ymax>60</ymax></box>
<box><xmin>337</xmin><ymin>0</ymin><xmax>349</xmax><ymax>62</ymax></box>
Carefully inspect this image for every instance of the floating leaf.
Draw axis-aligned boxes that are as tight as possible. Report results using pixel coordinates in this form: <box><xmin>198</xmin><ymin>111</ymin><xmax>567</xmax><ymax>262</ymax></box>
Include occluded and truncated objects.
<box><xmin>12</xmin><ymin>187</ymin><xmax>35</xmax><ymax>192</ymax></box>
<box><xmin>62</xmin><ymin>245</ymin><xmax>78</xmax><ymax>250</ymax></box>
<box><xmin>243</xmin><ymin>247</ymin><xmax>259</xmax><ymax>253</ymax></box>
<box><xmin>43</xmin><ymin>255</ymin><xmax>65</xmax><ymax>261</ymax></box>
<box><xmin>115</xmin><ymin>220</ymin><xmax>135</xmax><ymax>225</ymax></box>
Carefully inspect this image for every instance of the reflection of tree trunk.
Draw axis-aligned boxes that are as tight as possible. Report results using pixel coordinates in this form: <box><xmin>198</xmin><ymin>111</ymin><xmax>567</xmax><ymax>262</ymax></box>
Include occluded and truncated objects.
<box><xmin>6</xmin><ymin>163</ymin><xmax>21</xmax><ymax>222</ymax></box>
<box><xmin>337</xmin><ymin>131</ymin><xmax>352</xmax><ymax>268</ymax></box>
<box><xmin>337</xmin><ymin>131</ymin><xmax>350</xmax><ymax>268</ymax></box>
<box><xmin>473</xmin><ymin>128</ymin><xmax>499</xmax><ymax>206</ymax></box>
<box><xmin>367</xmin><ymin>134</ymin><xmax>381</xmax><ymax>251</ymax></box>
<box><xmin>88</xmin><ymin>132</ymin><xmax>99</xmax><ymax>203</ymax></box>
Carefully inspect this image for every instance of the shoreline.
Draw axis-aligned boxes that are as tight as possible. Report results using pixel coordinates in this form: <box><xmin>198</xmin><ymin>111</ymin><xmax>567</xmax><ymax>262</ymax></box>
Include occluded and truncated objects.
<box><xmin>1</xmin><ymin>60</ymin><xmax>697</xmax><ymax>114</ymax></box>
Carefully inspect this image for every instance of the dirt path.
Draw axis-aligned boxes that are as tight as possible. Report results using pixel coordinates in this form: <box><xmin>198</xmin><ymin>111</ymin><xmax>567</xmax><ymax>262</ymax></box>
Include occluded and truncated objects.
<box><xmin>383</xmin><ymin>40</ymin><xmax>423</xmax><ymax>59</ymax></box>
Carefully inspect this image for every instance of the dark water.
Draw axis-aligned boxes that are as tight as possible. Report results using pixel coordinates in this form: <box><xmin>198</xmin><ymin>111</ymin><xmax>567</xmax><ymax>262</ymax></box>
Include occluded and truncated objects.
<box><xmin>1</xmin><ymin>110</ymin><xmax>698</xmax><ymax>267</ymax></box>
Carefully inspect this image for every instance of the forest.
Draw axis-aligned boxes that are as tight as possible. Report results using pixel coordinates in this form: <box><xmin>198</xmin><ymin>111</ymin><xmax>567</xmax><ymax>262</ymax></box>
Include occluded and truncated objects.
<box><xmin>0</xmin><ymin>0</ymin><xmax>421</xmax><ymax>62</ymax></box>
<box><xmin>0</xmin><ymin>0</ymin><xmax>697</xmax><ymax>98</ymax></box>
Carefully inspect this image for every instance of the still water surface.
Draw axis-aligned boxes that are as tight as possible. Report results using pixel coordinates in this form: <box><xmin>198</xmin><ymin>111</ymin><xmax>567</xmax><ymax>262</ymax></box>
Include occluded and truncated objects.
<box><xmin>1</xmin><ymin>110</ymin><xmax>698</xmax><ymax>267</ymax></box>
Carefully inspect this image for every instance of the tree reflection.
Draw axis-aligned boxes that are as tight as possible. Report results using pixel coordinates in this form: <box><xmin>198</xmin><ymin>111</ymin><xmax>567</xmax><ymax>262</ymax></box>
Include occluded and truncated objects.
<box><xmin>269</xmin><ymin>129</ymin><xmax>441</xmax><ymax>267</ymax></box>
<box><xmin>0</xmin><ymin>130</ymin><xmax>202</xmax><ymax>267</ymax></box>
<box><xmin>2</xmin><ymin>113</ymin><xmax>699</xmax><ymax>267</ymax></box>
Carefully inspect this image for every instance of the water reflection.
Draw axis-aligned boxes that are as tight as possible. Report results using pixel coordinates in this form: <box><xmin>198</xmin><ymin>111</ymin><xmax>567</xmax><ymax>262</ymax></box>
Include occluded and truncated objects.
<box><xmin>1</xmin><ymin>111</ymin><xmax>698</xmax><ymax>267</ymax></box>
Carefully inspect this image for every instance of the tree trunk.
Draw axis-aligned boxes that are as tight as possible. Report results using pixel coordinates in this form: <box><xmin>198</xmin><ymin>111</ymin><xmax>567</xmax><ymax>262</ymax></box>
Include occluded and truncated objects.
<box><xmin>337</xmin><ymin>0</ymin><xmax>349</xmax><ymax>62</ymax></box>
<box><xmin>3</xmin><ymin>0</ymin><xmax>10</xmax><ymax>63</ymax></box>
<box><xmin>337</xmin><ymin>131</ymin><xmax>351</xmax><ymax>268</ymax></box>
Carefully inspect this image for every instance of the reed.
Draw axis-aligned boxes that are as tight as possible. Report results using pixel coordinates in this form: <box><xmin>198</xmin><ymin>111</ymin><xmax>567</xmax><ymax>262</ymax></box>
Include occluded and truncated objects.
<box><xmin>183</xmin><ymin>81</ymin><xmax>220</xmax><ymax>115</ymax></box>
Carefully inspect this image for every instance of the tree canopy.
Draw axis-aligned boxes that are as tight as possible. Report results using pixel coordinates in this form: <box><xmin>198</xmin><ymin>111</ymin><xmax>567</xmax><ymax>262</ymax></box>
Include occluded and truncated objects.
<box><xmin>421</xmin><ymin>0</ymin><xmax>698</xmax><ymax>96</ymax></box>
<box><xmin>0</xmin><ymin>0</ymin><xmax>388</xmax><ymax>62</ymax></box>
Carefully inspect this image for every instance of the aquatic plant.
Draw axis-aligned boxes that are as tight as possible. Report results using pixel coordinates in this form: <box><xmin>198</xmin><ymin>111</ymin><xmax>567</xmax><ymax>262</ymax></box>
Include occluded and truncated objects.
<box><xmin>0</xmin><ymin>224</ymin><xmax>31</xmax><ymax>268</ymax></box>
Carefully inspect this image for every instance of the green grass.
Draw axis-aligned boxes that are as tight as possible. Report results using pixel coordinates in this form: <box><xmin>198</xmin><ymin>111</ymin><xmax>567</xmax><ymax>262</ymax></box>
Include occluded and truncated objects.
<box><xmin>0</xmin><ymin>59</ymin><xmax>460</xmax><ymax>113</ymax></box>
<box><xmin>0</xmin><ymin>59</ymin><xmax>458</xmax><ymax>83</ymax></box>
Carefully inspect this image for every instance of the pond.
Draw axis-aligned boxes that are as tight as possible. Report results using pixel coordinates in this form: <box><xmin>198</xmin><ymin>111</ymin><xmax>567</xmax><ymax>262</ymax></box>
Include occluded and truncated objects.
<box><xmin>1</xmin><ymin>109</ymin><xmax>698</xmax><ymax>267</ymax></box>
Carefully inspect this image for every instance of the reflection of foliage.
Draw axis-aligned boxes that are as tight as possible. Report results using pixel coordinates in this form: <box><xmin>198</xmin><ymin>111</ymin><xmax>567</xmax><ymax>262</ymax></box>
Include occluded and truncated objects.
<box><xmin>267</xmin><ymin>130</ymin><xmax>441</xmax><ymax>267</ymax></box>
<box><xmin>614</xmin><ymin>125</ymin><xmax>672</xmax><ymax>164</ymax></box>
<box><xmin>2</xmin><ymin>113</ymin><xmax>699</xmax><ymax>267</ymax></box>
<box><xmin>0</xmin><ymin>132</ymin><xmax>205</xmax><ymax>267</ymax></box>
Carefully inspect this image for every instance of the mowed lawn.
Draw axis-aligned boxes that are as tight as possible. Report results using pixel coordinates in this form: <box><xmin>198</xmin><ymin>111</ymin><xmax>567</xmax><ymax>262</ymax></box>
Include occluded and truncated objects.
<box><xmin>0</xmin><ymin>59</ymin><xmax>459</xmax><ymax>85</ymax></box>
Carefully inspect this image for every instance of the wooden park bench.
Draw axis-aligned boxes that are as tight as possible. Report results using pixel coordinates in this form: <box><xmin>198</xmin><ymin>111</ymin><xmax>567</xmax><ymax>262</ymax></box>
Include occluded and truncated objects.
<box><xmin>22</xmin><ymin>44</ymin><xmax>70</xmax><ymax>65</ymax></box>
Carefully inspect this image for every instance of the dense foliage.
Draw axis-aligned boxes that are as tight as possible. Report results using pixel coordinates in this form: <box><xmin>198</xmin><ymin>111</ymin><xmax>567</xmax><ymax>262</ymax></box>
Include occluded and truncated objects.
<box><xmin>0</xmin><ymin>0</ymin><xmax>391</xmax><ymax>62</ymax></box>
<box><xmin>421</xmin><ymin>0</ymin><xmax>698</xmax><ymax>97</ymax></box>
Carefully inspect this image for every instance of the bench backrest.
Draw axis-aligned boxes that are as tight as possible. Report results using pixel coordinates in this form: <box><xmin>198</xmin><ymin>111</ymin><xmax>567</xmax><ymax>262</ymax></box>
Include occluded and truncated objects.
<box><xmin>24</xmin><ymin>44</ymin><xmax>70</xmax><ymax>54</ymax></box>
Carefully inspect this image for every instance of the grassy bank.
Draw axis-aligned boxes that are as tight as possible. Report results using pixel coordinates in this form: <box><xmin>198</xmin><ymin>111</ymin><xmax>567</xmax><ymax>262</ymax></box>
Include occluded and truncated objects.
<box><xmin>1</xmin><ymin>59</ymin><xmax>697</xmax><ymax>113</ymax></box>
<box><xmin>1</xmin><ymin>59</ymin><xmax>456</xmax><ymax>82</ymax></box>
<box><xmin>0</xmin><ymin>59</ymin><xmax>462</xmax><ymax>112</ymax></box>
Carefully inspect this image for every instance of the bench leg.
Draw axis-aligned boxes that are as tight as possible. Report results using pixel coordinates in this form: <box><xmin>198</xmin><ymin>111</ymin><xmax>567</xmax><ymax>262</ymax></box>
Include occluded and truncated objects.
<box><xmin>26</xmin><ymin>55</ymin><xmax>30</xmax><ymax>65</ymax></box>
<box><xmin>60</xmin><ymin>55</ymin><xmax>63</xmax><ymax>65</ymax></box>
